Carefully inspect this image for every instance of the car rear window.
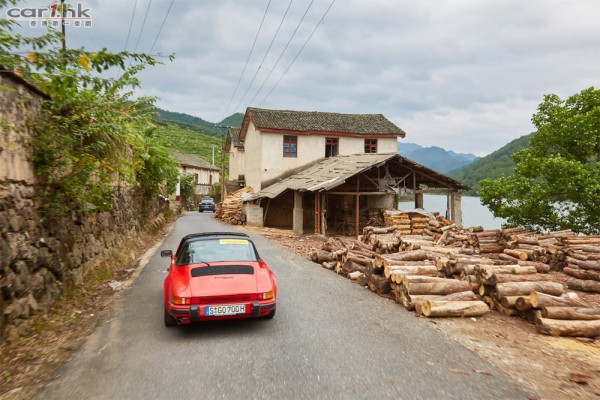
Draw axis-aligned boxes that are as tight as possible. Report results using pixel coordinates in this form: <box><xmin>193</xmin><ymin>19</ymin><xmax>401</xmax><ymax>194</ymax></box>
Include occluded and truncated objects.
<box><xmin>176</xmin><ymin>238</ymin><xmax>259</xmax><ymax>265</ymax></box>
<box><xmin>201</xmin><ymin>199</ymin><xmax>214</xmax><ymax>204</ymax></box>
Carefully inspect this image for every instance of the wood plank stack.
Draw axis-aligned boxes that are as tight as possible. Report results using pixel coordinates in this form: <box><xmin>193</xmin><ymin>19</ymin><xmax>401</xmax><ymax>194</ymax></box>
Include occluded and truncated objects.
<box><xmin>215</xmin><ymin>186</ymin><xmax>253</xmax><ymax>225</ymax></box>
<box><xmin>384</xmin><ymin>211</ymin><xmax>432</xmax><ymax>235</ymax></box>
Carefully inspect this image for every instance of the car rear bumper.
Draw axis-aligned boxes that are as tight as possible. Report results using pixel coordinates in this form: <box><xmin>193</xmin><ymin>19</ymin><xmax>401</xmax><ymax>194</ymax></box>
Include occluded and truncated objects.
<box><xmin>168</xmin><ymin>300</ymin><xmax>276</xmax><ymax>324</ymax></box>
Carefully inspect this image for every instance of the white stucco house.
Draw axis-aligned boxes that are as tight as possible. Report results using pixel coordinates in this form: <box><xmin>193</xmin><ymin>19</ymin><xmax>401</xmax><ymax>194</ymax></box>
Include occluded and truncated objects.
<box><xmin>225</xmin><ymin>107</ymin><xmax>406</xmax><ymax>192</ymax></box>
<box><xmin>172</xmin><ymin>151</ymin><xmax>220</xmax><ymax>199</ymax></box>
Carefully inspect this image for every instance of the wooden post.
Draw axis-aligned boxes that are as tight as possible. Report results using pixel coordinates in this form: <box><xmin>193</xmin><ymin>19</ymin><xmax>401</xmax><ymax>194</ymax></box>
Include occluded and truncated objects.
<box><xmin>314</xmin><ymin>192</ymin><xmax>320</xmax><ymax>234</ymax></box>
<box><xmin>355</xmin><ymin>176</ymin><xmax>360</xmax><ymax>238</ymax></box>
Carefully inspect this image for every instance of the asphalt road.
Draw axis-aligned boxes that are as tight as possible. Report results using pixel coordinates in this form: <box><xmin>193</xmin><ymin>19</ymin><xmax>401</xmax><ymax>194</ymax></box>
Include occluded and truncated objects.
<box><xmin>40</xmin><ymin>212</ymin><xmax>532</xmax><ymax>400</ymax></box>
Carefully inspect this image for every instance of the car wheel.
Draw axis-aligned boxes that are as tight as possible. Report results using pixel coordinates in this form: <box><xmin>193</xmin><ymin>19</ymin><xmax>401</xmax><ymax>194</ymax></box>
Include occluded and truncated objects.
<box><xmin>199</xmin><ymin>209</ymin><xmax>203</xmax><ymax>213</ymax></box>
<box><xmin>164</xmin><ymin>308</ymin><xmax>177</xmax><ymax>327</ymax></box>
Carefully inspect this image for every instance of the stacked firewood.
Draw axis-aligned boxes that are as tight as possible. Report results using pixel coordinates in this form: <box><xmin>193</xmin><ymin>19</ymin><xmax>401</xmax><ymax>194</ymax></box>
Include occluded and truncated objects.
<box><xmin>564</xmin><ymin>236</ymin><xmax>600</xmax><ymax>294</ymax></box>
<box><xmin>365</xmin><ymin>208</ymin><xmax>385</xmax><ymax>227</ymax></box>
<box><xmin>361</xmin><ymin>226</ymin><xmax>401</xmax><ymax>253</ymax></box>
<box><xmin>215</xmin><ymin>186</ymin><xmax>253</xmax><ymax>225</ymax></box>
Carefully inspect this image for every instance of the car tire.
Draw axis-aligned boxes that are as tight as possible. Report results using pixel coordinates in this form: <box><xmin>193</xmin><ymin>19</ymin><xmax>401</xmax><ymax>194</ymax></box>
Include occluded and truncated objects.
<box><xmin>199</xmin><ymin>209</ymin><xmax>203</xmax><ymax>213</ymax></box>
<box><xmin>164</xmin><ymin>308</ymin><xmax>177</xmax><ymax>327</ymax></box>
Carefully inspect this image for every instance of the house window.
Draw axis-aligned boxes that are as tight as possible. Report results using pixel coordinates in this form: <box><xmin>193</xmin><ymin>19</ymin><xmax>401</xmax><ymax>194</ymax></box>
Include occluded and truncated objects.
<box><xmin>209</xmin><ymin>173</ymin><xmax>213</xmax><ymax>185</ymax></box>
<box><xmin>364</xmin><ymin>139</ymin><xmax>378</xmax><ymax>153</ymax></box>
<box><xmin>195</xmin><ymin>174</ymin><xmax>199</xmax><ymax>184</ymax></box>
<box><xmin>325</xmin><ymin>138</ymin><xmax>339</xmax><ymax>157</ymax></box>
<box><xmin>283</xmin><ymin>135</ymin><xmax>297</xmax><ymax>157</ymax></box>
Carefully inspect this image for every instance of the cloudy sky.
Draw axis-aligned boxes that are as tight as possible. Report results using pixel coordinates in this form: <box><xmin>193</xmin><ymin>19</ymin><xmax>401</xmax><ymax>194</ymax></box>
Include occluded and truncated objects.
<box><xmin>7</xmin><ymin>0</ymin><xmax>600</xmax><ymax>156</ymax></box>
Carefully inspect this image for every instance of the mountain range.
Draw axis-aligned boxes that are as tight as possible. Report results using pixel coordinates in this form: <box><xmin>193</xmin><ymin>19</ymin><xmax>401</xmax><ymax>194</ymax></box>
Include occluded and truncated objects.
<box><xmin>397</xmin><ymin>142</ymin><xmax>479</xmax><ymax>174</ymax></box>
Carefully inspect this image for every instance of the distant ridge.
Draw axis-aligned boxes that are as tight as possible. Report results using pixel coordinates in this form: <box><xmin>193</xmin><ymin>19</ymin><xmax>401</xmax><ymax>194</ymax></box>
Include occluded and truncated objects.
<box><xmin>397</xmin><ymin>142</ymin><xmax>479</xmax><ymax>174</ymax></box>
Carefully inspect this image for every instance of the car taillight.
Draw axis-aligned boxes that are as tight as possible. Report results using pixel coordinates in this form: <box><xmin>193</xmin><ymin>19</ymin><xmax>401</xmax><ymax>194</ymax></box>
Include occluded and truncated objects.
<box><xmin>171</xmin><ymin>297</ymin><xmax>191</xmax><ymax>305</ymax></box>
<box><xmin>258</xmin><ymin>291</ymin><xmax>274</xmax><ymax>300</ymax></box>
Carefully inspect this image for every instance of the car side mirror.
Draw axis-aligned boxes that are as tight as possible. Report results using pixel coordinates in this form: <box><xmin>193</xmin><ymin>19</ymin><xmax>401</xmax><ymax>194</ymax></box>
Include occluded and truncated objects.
<box><xmin>161</xmin><ymin>250</ymin><xmax>173</xmax><ymax>257</ymax></box>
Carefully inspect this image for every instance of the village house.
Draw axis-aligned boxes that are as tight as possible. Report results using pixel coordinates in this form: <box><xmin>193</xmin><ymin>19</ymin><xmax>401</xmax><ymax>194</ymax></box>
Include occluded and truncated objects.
<box><xmin>171</xmin><ymin>151</ymin><xmax>220</xmax><ymax>199</ymax></box>
<box><xmin>225</xmin><ymin>107</ymin><xmax>468</xmax><ymax>235</ymax></box>
<box><xmin>225</xmin><ymin>107</ymin><xmax>405</xmax><ymax>192</ymax></box>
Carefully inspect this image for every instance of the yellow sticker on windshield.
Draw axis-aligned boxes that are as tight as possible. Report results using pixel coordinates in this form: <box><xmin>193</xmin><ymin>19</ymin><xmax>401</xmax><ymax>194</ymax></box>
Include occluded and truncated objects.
<box><xmin>219</xmin><ymin>239</ymin><xmax>249</xmax><ymax>245</ymax></box>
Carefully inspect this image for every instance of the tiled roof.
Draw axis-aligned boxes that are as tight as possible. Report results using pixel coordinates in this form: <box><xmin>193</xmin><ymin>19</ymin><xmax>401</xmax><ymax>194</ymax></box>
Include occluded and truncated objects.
<box><xmin>228</xmin><ymin>126</ymin><xmax>244</xmax><ymax>148</ymax></box>
<box><xmin>171</xmin><ymin>151</ymin><xmax>218</xmax><ymax>170</ymax></box>
<box><xmin>244</xmin><ymin>107</ymin><xmax>406</xmax><ymax>137</ymax></box>
<box><xmin>248</xmin><ymin>153</ymin><xmax>469</xmax><ymax>201</ymax></box>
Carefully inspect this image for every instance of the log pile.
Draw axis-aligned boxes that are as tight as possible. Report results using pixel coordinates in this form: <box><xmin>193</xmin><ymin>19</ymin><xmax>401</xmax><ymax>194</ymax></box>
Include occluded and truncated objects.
<box><xmin>303</xmin><ymin>224</ymin><xmax>600</xmax><ymax>335</ymax></box>
<box><xmin>215</xmin><ymin>186</ymin><xmax>254</xmax><ymax>225</ymax></box>
<box><xmin>563</xmin><ymin>236</ymin><xmax>600</xmax><ymax>293</ymax></box>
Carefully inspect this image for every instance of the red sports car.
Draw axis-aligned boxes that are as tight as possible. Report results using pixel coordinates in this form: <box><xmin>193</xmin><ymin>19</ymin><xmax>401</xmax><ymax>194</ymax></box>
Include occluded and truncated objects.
<box><xmin>161</xmin><ymin>232</ymin><xmax>276</xmax><ymax>326</ymax></box>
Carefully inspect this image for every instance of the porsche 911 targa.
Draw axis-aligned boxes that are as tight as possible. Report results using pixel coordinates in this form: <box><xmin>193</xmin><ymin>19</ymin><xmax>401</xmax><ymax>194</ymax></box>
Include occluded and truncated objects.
<box><xmin>161</xmin><ymin>232</ymin><xmax>276</xmax><ymax>326</ymax></box>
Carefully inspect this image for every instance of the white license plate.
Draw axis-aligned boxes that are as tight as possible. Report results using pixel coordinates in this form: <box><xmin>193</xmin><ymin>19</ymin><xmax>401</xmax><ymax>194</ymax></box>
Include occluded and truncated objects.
<box><xmin>205</xmin><ymin>304</ymin><xmax>246</xmax><ymax>316</ymax></box>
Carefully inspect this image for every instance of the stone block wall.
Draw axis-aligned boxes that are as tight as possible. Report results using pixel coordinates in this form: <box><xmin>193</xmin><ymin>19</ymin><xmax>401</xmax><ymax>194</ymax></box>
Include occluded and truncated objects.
<box><xmin>0</xmin><ymin>71</ymin><xmax>169</xmax><ymax>342</ymax></box>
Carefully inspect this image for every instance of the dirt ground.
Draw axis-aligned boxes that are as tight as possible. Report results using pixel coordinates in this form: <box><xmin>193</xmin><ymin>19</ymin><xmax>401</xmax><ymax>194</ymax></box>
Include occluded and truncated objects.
<box><xmin>258</xmin><ymin>229</ymin><xmax>600</xmax><ymax>400</ymax></box>
<box><xmin>1</xmin><ymin>226</ymin><xmax>599</xmax><ymax>400</ymax></box>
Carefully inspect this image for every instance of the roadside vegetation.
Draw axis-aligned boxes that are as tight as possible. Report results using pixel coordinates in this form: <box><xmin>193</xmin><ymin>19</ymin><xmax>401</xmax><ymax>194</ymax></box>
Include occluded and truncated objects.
<box><xmin>1</xmin><ymin>0</ymin><xmax>179</xmax><ymax>219</ymax></box>
<box><xmin>479</xmin><ymin>87</ymin><xmax>600</xmax><ymax>234</ymax></box>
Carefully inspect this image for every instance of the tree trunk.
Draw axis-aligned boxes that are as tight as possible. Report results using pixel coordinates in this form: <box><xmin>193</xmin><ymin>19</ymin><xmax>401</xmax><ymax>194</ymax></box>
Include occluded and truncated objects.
<box><xmin>563</xmin><ymin>267</ymin><xmax>600</xmax><ymax>282</ymax></box>
<box><xmin>565</xmin><ymin>257</ymin><xmax>600</xmax><ymax>271</ymax></box>
<box><xmin>400</xmin><ymin>275</ymin><xmax>452</xmax><ymax>286</ymax></box>
<box><xmin>536</xmin><ymin>317</ymin><xmax>600</xmax><ymax>337</ymax></box>
<box><xmin>406</xmin><ymin>280</ymin><xmax>471</xmax><ymax>295</ymax></box>
<box><xmin>385</xmin><ymin>264</ymin><xmax>438</xmax><ymax>279</ymax></box>
<box><xmin>495</xmin><ymin>281</ymin><xmax>564</xmax><ymax>297</ymax></box>
<box><xmin>367</xmin><ymin>274</ymin><xmax>392</xmax><ymax>295</ymax></box>
<box><xmin>500</xmin><ymin>295</ymin><xmax>527</xmax><ymax>308</ymax></box>
<box><xmin>530</xmin><ymin>291</ymin><xmax>584</xmax><ymax>308</ymax></box>
<box><xmin>503</xmin><ymin>249</ymin><xmax>529</xmax><ymax>260</ymax></box>
<box><xmin>515</xmin><ymin>296</ymin><xmax>533</xmax><ymax>311</ymax></box>
<box><xmin>541</xmin><ymin>307</ymin><xmax>600</xmax><ymax>320</ymax></box>
<box><xmin>566</xmin><ymin>277</ymin><xmax>600</xmax><ymax>293</ymax></box>
<box><xmin>483</xmin><ymin>273</ymin><xmax>553</xmax><ymax>286</ymax></box>
<box><xmin>422</xmin><ymin>300</ymin><xmax>490</xmax><ymax>317</ymax></box>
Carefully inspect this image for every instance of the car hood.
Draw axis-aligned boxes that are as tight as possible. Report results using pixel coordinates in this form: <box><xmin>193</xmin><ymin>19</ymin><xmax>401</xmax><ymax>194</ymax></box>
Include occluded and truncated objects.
<box><xmin>188</xmin><ymin>263</ymin><xmax>258</xmax><ymax>297</ymax></box>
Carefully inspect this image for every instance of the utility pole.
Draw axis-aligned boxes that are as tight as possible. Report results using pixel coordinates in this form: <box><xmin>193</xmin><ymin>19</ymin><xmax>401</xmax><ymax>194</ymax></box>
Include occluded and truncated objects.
<box><xmin>211</xmin><ymin>144</ymin><xmax>217</xmax><ymax>166</ymax></box>
<box><xmin>61</xmin><ymin>0</ymin><xmax>66</xmax><ymax>50</ymax></box>
<box><xmin>214</xmin><ymin>125</ymin><xmax>230</xmax><ymax>203</ymax></box>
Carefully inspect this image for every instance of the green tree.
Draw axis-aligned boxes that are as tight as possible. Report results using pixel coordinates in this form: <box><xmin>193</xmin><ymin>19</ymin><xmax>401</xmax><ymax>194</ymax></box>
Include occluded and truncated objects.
<box><xmin>1</xmin><ymin>0</ymin><xmax>178</xmax><ymax>215</ymax></box>
<box><xmin>479</xmin><ymin>87</ymin><xmax>600</xmax><ymax>234</ymax></box>
<box><xmin>179</xmin><ymin>174</ymin><xmax>196</xmax><ymax>210</ymax></box>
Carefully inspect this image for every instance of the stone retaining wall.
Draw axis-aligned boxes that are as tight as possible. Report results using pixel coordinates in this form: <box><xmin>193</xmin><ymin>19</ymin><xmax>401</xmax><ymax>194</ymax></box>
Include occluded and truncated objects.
<box><xmin>0</xmin><ymin>71</ymin><xmax>169</xmax><ymax>342</ymax></box>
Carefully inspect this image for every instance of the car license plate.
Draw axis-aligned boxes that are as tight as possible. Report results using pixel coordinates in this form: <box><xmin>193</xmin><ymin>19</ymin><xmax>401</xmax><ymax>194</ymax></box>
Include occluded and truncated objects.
<box><xmin>205</xmin><ymin>304</ymin><xmax>246</xmax><ymax>316</ymax></box>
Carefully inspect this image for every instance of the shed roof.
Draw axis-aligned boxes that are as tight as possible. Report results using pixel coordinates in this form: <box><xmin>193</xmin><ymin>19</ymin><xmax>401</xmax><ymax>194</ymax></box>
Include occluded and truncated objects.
<box><xmin>171</xmin><ymin>151</ymin><xmax>218</xmax><ymax>170</ymax></box>
<box><xmin>248</xmin><ymin>153</ymin><xmax>469</xmax><ymax>201</ymax></box>
<box><xmin>240</xmin><ymin>107</ymin><xmax>406</xmax><ymax>140</ymax></box>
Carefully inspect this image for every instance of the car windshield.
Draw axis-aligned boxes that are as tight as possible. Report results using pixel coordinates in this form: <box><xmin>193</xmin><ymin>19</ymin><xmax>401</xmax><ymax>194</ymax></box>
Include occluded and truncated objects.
<box><xmin>176</xmin><ymin>238</ymin><xmax>258</xmax><ymax>265</ymax></box>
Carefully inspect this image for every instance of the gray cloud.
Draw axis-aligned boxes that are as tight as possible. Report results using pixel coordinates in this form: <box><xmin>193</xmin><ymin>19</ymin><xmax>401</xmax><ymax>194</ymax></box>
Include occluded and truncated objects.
<box><xmin>6</xmin><ymin>0</ymin><xmax>600</xmax><ymax>156</ymax></box>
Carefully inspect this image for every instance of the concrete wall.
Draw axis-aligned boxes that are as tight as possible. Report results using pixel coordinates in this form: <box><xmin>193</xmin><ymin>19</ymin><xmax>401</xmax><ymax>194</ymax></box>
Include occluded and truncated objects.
<box><xmin>228</xmin><ymin>147</ymin><xmax>245</xmax><ymax>182</ymax></box>
<box><xmin>0</xmin><ymin>72</ymin><xmax>170</xmax><ymax>343</ymax></box>
<box><xmin>244</xmin><ymin>122</ymin><xmax>263</xmax><ymax>192</ymax></box>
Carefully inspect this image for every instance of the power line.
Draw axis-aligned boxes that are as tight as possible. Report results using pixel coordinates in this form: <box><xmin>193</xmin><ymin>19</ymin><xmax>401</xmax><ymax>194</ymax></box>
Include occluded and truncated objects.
<box><xmin>149</xmin><ymin>0</ymin><xmax>175</xmax><ymax>54</ymax></box>
<box><xmin>124</xmin><ymin>0</ymin><xmax>138</xmax><ymax>51</ymax></box>
<box><xmin>132</xmin><ymin>0</ymin><xmax>153</xmax><ymax>53</ymax></box>
<box><xmin>221</xmin><ymin>0</ymin><xmax>272</xmax><ymax>120</ymax></box>
<box><xmin>259</xmin><ymin>0</ymin><xmax>336</xmax><ymax>107</ymax></box>
<box><xmin>233</xmin><ymin>0</ymin><xmax>294</xmax><ymax>113</ymax></box>
<box><xmin>248</xmin><ymin>0</ymin><xmax>314</xmax><ymax>106</ymax></box>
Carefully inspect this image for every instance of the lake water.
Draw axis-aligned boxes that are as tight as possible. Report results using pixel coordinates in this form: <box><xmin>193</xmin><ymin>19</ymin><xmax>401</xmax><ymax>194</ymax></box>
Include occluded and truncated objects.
<box><xmin>398</xmin><ymin>194</ymin><xmax>506</xmax><ymax>230</ymax></box>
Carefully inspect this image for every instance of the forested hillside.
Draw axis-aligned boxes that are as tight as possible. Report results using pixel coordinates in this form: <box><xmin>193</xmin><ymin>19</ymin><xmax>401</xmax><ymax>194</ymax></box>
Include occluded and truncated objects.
<box><xmin>154</xmin><ymin>108</ymin><xmax>244</xmax><ymax>136</ymax></box>
<box><xmin>150</xmin><ymin>124</ymin><xmax>225</xmax><ymax>167</ymax></box>
<box><xmin>450</xmin><ymin>134</ymin><xmax>532</xmax><ymax>194</ymax></box>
